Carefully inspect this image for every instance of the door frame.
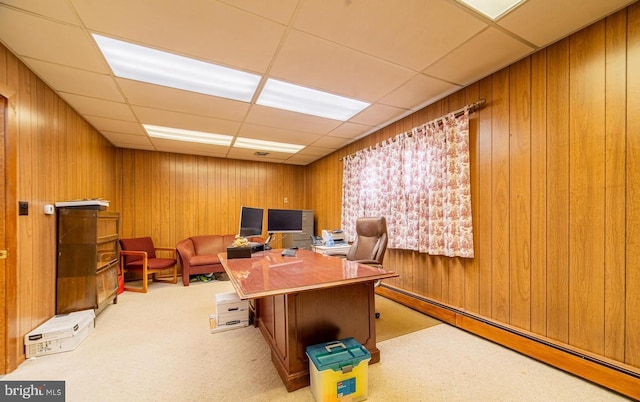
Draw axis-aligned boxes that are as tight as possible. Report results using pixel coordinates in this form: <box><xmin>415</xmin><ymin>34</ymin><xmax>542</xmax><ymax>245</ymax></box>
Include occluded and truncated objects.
<box><xmin>1</xmin><ymin>84</ymin><xmax>19</xmax><ymax>373</ymax></box>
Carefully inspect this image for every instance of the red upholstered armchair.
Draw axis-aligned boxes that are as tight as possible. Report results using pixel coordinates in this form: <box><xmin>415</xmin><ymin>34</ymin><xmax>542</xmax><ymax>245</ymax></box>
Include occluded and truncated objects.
<box><xmin>119</xmin><ymin>237</ymin><xmax>178</xmax><ymax>293</ymax></box>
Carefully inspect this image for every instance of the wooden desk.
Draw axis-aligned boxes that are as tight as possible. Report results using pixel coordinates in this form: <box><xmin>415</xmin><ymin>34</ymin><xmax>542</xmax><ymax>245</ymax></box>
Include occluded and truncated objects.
<box><xmin>219</xmin><ymin>249</ymin><xmax>398</xmax><ymax>391</ymax></box>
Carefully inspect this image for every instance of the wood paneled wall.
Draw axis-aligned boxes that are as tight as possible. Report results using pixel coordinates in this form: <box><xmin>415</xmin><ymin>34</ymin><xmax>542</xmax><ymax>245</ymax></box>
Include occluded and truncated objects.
<box><xmin>0</xmin><ymin>44</ymin><xmax>308</xmax><ymax>369</ymax></box>
<box><xmin>2</xmin><ymin>3</ymin><xmax>640</xmax><ymax>393</ymax></box>
<box><xmin>116</xmin><ymin>149</ymin><xmax>308</xmax><ymax>250</ymax></box>
<box><xmin>0</xmin><ymin>44</ymin><xmax>119</xmax><ymax>369</ymax></box>
<box><xmin>308</xmin><ymin>5</ymin><xmax>640</xmax><ymax>374</ymax></box>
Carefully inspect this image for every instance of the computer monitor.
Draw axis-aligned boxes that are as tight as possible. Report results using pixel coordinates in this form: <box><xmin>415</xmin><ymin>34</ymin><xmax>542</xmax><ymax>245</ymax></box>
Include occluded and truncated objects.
<box><xmin>238</xmin><ymin>206</ymin><xmax>263</xmax><ymax>237</ymax></box>
<box><xmin>267</xmin><ymin>209</ymin><xmax>303</xmax><ymax>234</ymax></box>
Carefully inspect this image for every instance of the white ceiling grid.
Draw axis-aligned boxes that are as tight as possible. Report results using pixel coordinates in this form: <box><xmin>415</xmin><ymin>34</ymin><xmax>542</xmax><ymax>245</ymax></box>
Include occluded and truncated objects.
<box><xmin>0</xmin><ymin>0</ymin><xmax>634</xmax><ymax>164</ymax></box>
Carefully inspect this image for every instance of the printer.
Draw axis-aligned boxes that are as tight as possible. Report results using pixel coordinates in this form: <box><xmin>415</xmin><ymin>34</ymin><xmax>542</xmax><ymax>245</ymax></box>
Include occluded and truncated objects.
<box><xmin>321</xmin><ymin>229</ymin><xmax>346</xmax><ymax>245</ymax></box>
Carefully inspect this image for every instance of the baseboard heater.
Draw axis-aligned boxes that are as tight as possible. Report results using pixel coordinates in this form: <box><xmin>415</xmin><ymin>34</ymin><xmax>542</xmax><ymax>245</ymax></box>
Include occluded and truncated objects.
<box><xmin>378</xmin><ymin>284</ymin><xmax>640</xmax><ymax>398</ymax></box>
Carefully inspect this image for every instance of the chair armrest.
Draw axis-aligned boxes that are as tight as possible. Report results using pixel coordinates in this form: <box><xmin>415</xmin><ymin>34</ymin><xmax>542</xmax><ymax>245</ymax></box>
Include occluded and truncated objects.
<box><xmin>155</xmin><ymin>246</ymin><xmax>176</xmax><ymax>258</ymax></box>
<box><xmin>176</xmin><ymin>241</ymin><xmax>195</xmax><ymax>266</ymax></box>
<box><xmin>120</xmin><ymin>250</ymin><xmax>148</xmax><ymax>258</ymax></box>
<box><xmin>120</xmin><ymin>250</ymin><xmax>148</xmax><ymax>270</ymax></box>
<box><xmin>176</xmin><ymin>241</ymin><xmax>195</xmax><ymax>257</ymax></box>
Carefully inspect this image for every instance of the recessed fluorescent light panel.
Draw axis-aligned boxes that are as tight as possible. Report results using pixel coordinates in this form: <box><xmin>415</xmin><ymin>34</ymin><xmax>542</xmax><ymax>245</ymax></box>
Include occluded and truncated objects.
<box><xmin>93</xmin><ymin>34</ymin><xmax>261</xmax><ymax>102</ymax></box>
<box><xmin>256</xmin><ymin>79</ymin><xmax>370</xmax><ymax>121</ymax></box>
<box><xmin>234</xmin><ymin>137</ymin><xmax>305</xmax><ymax>154</ymax></box>
<box><xmin>144</xmin><ymin>124</ymin><xmax>233</xmax><ymax>146</ymax></box>
<box><xmin>459</xmin><ymin>0</ymin><xmax>524</xmax><ymax>20</ymax></box>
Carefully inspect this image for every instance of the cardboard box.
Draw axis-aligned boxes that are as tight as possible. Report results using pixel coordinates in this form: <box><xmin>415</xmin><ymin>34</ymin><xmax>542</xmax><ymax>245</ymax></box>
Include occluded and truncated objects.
<box><xmin>306</xmin><ymin>338</ymin><xmax>371</xmax><ymax>402</ymax></box>
<box><xmin>215</xmin><ymin>292</ymin><xmax>248</xmax><ymax>316</ymax></box>
<box><xmin>209</xmin><ymin>314</ymin><xmax>248</xmax><ymax>333</ymax></box>
<box><xmin>24</xmin><ymin>310</ymin><xmax>95</xmax><ymax>358</ymax></box>
<box><xmin>210</xmin><ymin>292</ymin><xmax>249</xmax><ymax>333</ymax></box>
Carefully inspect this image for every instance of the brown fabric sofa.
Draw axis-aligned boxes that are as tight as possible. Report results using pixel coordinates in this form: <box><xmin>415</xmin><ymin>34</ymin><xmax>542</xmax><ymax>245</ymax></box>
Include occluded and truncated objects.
<box><xmin>176</xmin><ymin>234</ymin><xmax>263</xmax><ymax>286</ymax></box>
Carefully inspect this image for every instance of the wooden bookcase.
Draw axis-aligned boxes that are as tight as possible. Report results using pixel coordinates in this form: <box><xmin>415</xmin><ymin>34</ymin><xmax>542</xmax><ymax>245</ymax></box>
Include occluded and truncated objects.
<box><xmin>56</xmin><ymin>207</ymin><xmax>119</xmax><ymax>315</ymax></box>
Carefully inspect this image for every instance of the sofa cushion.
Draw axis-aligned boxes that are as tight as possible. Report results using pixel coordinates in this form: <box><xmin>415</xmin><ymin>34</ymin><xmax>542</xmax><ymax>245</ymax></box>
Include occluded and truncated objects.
<box><xmin>190</xmin><ymin>254</ymin><xmax>220</xmax><ymax>267</ymax></box>
<box><xmin>191</xmin><ymin>235</ymin><xmax>232</xmax><ymax>255</ymax></box>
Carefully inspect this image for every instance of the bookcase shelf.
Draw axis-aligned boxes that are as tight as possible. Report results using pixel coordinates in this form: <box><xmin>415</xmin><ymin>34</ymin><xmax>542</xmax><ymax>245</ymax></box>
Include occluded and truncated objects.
<box><xmin>56</xmin><ymin>207</ymin><xmax>119</xmax><ymax>315</ymax></box>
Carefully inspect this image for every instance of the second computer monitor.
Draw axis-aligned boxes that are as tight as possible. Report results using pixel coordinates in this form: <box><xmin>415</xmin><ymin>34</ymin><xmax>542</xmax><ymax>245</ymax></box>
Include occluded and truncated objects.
<box><xmin>267</xmin><ymin>209</ymin><xmax>303</xmax><ymax>233</ymax></box>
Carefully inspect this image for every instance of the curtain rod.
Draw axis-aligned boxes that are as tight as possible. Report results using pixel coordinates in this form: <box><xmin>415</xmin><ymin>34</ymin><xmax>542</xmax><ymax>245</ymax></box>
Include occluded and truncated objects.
<box><xmin>340</xmin><ymin>98</ymin><xmax>486</xmax><ymax>161</ymax></box>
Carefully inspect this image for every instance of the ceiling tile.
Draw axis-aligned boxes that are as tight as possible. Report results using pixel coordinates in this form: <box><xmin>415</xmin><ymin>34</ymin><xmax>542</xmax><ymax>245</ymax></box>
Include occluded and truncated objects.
<box><xmin>0</xmin><ymin>0</ymin><xmax>80</xmax><ymax>24</ymax></box>
<box><xmin>284</xmin><ymin>153</ymin><xmax>323</xmax><ymax>165</ymax></box>
<box><xmin>293</xmin><ymin>0</ymin><xmax>488</xmax><ymax>71</ymax></box>
<box><xmin>59</xmin><ymin>93</ymin><xmax>136</xmax><ymax>121</ymax></box>
<box><xmin>238</xmin><ymin>123</ymin><xmax>321</xmax><ymax>145</ymax></box>
<box><xmin>101</xmin><ymin>131</ymin><xmax>152</xmax><ymax>147</ymax></box>
<box><xmin>131</xmin><ymin>106</ymin><xmax>241</xmax><ymax>136</ymax></box>
<box><xmin>424</xmin><ymin>27</ymin><xmax>534</xmax><ymax>85</ymax></box>
<box><xmin>23</xmin><ymin>58</ymin><xmax>123</xmax><ymax>101</ymax></box>
<box><xmin>150</xmin><ymin>138</ymin><xmax>229</xmax><ymax>158</ymax></box>
<box><xmin>310</xmin><ymin>136</ymin><xmax>349</xmax><ymax>149</ymax></box>
<box><xmin>297</xmin><ymin>146</ymin><xmax>337</xmax><ymax>157</ymax></box>
<box><xmin>70</xmin><ymin>0</ymin><xmax>286</xmax><ymax>73</ymax></box>
<box><xmin>270</xmin><ymin>29</ymin><xmax>415</xmax><ymax>101</ymax></box>
<box><xmin>244</xmin><ymin>105</ymin><xmax>343</xmax><ymax>135</ymax></box>
<box><xmin>116</xmin><ymin>79</ymin><xmax>250</xmax><ymax>121</ymax></box>
<box><xmin>226</xmin><ymin>147</ymin><xmax>291</xmax><ymax>162</ymax></box>
<box><xmin>84</xmin><ymin>116</ymin><xmax>147</xmax><ymax>136</ymax></box>
<box><xmin>498</xmin><ymin>0</ymin><xmax>636</xmax><ymax>47</ymax></box>
<box><xmin>328</xmin><ymin>122</ymin><xmax>376</xmax><ymax>139</ymax></box>
<box><xmin>227</xmin><ymin>147</ymin><xmax>290</xmax><ymax>158</ymax></box>
<box><xmin>220</xmin><ymin>0</ymin><xmax>299</xmax><ymax>24</ymax></box>
<box><xmin>378</xmin><ymin>73</ymin><xmax>462</xmax><ymax>109</ymax></box>
<box><xmin>350</xmin><ymin>103</ymin><xmax>408</xmax><ymax>127</ymax></box>
<box><xmin>0</xmin><ymin>5</ymin><xmax>107</xmax><ymax>72</ymax></box>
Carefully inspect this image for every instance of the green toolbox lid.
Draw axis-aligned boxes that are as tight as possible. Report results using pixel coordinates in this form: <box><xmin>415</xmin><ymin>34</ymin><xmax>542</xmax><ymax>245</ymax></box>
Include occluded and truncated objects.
<box><xmin>306</xmin><ymin>337</ymin><xmax>371</xmax><ymax>373</ymax></box>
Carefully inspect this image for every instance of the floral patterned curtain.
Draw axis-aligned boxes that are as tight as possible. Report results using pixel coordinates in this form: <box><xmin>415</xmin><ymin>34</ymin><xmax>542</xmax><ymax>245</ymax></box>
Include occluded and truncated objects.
<box><xmin>341</xmin><ymin>110</ymin><xmax>474</xmax><ymax>258</ymax></box>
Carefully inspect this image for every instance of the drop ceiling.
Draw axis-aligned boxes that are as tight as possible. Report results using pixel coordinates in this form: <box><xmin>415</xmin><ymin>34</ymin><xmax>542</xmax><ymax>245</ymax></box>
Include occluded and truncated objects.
<box><xmin>0</xmin><ymin>0</ymin><xmax>635</xmax><ymax>165</ymax></box>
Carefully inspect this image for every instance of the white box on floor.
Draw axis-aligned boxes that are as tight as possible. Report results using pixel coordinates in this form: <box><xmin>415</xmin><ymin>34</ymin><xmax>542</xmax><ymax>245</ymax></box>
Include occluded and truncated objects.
<box><xmin>217</xmin><ymin>310</ymin><xmax>249</xmax><ymax>326</ymax></box>
<box><xmin>24</xmin><ymin>309</ymin><xmax>95</xmax><ymax>358</ymax></box>
<box><xmin>211</xmin><ymin>292</ymin><xmax>249</xmax><ymax>333</ymax></box>
<box><xmin>215</xmin><ymin>292</ymin><xmax>248</xmax><ymax>318</ymax></box>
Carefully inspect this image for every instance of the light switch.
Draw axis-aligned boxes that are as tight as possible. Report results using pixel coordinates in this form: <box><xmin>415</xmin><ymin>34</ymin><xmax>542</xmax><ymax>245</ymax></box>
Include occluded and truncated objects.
<box><xmin>19</xmin><ymin>201</ymin><xmax>28</xmax><ymax>216</ymax></box>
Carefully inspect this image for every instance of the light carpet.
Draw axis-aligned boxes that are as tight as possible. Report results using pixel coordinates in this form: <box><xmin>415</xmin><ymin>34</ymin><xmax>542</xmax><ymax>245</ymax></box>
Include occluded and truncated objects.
<box><xmin>375</xmin><ymin>295</ymin><xmax>441</xmax><ymax>342</ymax></box>
<box><xmin>1</xmin><ymin>280</ymin><xmax>630</xmax><ymax>401</ymax></box>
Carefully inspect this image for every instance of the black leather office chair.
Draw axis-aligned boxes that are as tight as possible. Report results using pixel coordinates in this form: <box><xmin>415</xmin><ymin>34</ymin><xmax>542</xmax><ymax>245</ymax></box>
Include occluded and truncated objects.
<box><xmin>346</xmin><ymin>216</ymin><xmax>388</xmax><ymax>318</ymax></box>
